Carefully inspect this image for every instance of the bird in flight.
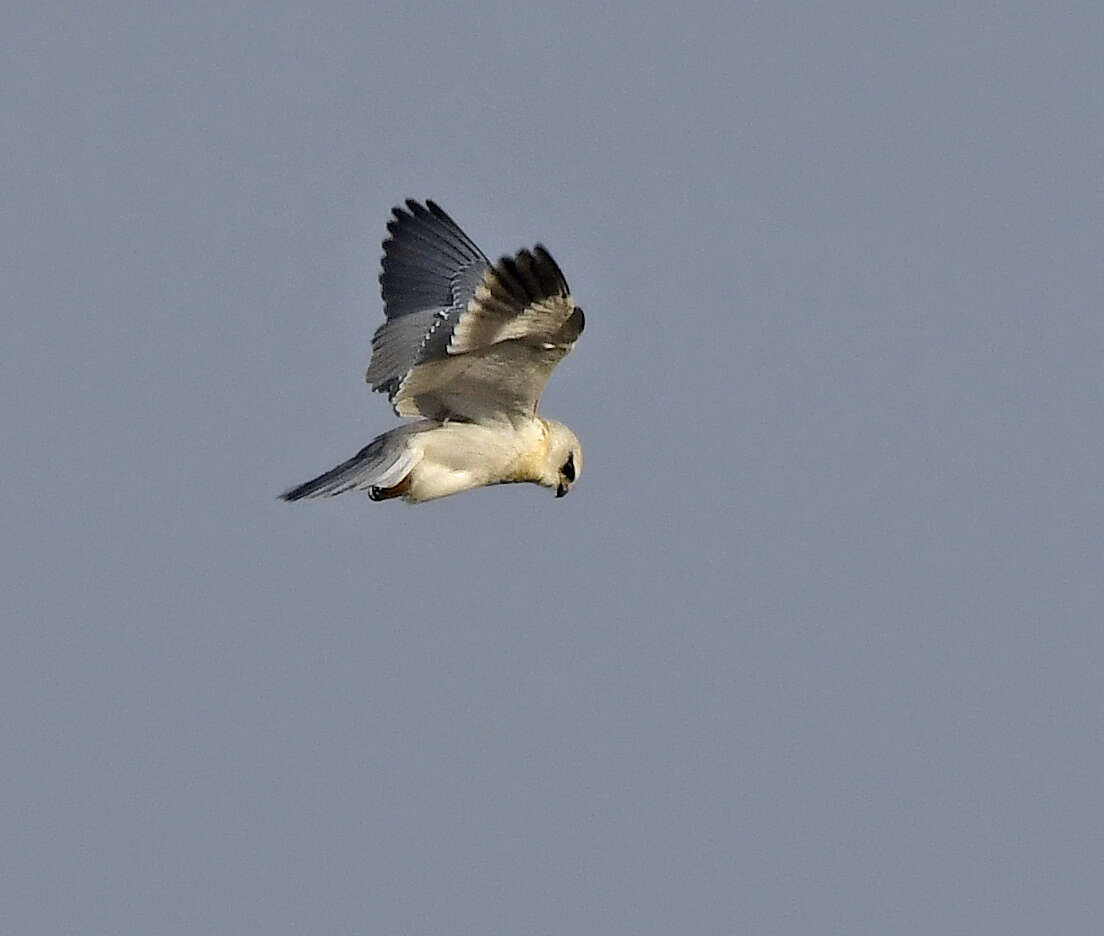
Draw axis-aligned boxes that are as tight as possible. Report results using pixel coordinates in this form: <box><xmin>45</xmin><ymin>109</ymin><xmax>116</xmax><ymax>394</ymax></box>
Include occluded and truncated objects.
<box><xmin>281</xmin><ymin>200</ymin><xmax>585</xmax><ymax>504</ymax></box>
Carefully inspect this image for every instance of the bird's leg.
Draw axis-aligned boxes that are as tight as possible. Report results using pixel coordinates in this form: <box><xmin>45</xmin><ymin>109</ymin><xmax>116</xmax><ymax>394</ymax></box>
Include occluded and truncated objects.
<box><xmin>368</xmin><ymin>474</ymin><xmax>412</xmax><ymax>501</ymax></box>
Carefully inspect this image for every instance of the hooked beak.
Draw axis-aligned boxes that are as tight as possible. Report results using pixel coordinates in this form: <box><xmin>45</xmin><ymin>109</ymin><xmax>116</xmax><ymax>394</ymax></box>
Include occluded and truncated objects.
<box><xmin>556</xmin><ymin>483</ymin><xmax>568</xmax><ymax>498</ymax></box>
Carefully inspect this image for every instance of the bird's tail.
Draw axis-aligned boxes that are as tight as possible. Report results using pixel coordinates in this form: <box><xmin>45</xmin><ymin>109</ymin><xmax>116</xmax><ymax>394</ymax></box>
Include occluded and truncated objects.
<box><xmin>280</xmin><ymin>428</ymin><xmax>419</xmax><ymax>501</ymax></box>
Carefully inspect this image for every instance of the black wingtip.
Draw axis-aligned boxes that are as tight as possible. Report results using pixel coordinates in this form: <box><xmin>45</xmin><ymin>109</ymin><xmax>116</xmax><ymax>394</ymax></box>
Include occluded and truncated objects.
<box><xmin>497</xmin><ymin>244</ymin><xmax>570</xmax><ymax>300</ymax></box>
<box><xmin>426</xmin><ymin>199</ymin><xmax>452</xmax><ymax>222</ymax></box>
<box><xmin>393</xmin><ymin>198</ymin><xmax>450</xmax><ymax>222</ymax></box>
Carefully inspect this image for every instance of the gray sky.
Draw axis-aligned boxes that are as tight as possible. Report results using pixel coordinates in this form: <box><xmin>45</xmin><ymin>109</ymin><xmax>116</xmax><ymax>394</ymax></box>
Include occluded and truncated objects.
<box><xmin>4</xmin><ymin>2</ymin><xmax>1102</xmax><ymax>933</ymax></box>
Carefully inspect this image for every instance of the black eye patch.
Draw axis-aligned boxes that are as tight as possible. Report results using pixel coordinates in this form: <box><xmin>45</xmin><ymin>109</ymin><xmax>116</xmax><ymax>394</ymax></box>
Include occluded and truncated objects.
<box><xmin>561</xmin><ymin>453</ymin><xmax>575</xmax><ymax>482</ymax></box>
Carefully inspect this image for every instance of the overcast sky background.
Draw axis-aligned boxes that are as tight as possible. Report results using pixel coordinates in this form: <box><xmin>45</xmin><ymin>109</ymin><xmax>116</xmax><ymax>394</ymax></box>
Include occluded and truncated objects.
<box><xmin>4</xmin><ymin>2</ymin><xmax>1102</xmax><ymax>933</ymax></box>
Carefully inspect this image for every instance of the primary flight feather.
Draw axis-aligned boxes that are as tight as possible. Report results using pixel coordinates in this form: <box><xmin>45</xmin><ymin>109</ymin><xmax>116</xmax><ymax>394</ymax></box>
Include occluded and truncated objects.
<box><xmin>281</xmin><ymin>200</ymin><xmax>584</xmax><ymax>504</ymax></box>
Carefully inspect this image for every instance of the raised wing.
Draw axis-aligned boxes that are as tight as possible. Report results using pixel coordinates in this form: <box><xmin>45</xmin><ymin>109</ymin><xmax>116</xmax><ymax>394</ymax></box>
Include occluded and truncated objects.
<box><xmin>366</xmin><ymin>200</ymin><xmax>490</xmax><ymax>401</ymax></box>
<box><xmin>365</xmin><ymin>201</ymin><xmax>584</xmax><ymax>422</ymax></box>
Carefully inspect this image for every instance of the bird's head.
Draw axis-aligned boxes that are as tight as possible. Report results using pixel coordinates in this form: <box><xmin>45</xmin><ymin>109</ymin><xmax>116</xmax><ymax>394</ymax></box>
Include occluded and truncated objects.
<box><xmin>541</xmin><ymin>420</ymin><xmax>582</xmax><ymax>499</ymax></box>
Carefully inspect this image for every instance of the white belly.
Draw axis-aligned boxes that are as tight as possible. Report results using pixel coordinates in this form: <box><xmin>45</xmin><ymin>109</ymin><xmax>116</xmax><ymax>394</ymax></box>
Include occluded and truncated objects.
<box><xmin>404</xmin><ymin>419</ymin><xmax>546</xmax><ymax>502</ymax></box>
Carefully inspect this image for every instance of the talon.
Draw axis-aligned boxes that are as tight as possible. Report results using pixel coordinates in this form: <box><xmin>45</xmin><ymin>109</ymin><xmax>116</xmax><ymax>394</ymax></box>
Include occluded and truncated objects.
<box><xmin>368</xmin><ymin>474</ymin><xmax>412</xmax><ymax>502</ymax></box>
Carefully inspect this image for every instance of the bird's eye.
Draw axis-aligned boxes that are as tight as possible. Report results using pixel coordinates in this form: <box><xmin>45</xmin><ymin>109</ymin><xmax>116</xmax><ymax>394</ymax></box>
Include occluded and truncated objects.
<box><xmin>561</xmin><ymin>453</ymin><xmax>575</xmax><ymax>482</ymax></box>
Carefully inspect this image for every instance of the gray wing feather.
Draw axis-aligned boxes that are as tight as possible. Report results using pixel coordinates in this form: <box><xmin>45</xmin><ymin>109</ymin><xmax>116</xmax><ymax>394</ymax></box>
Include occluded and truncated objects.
<box><xmin>279</xmin><ymin>426</ymin><xmax>419</xmax><ymax>500</ymax></box>
<box><xmin>366</xmin><ymin>200</ymin><xmax>490</xmax><ymax>399</ymax></box>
